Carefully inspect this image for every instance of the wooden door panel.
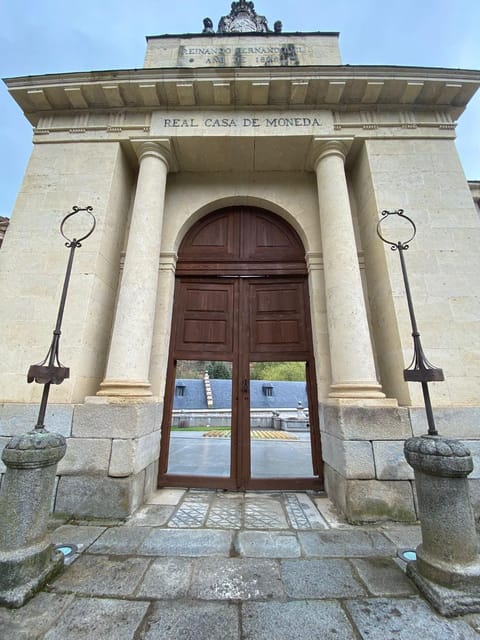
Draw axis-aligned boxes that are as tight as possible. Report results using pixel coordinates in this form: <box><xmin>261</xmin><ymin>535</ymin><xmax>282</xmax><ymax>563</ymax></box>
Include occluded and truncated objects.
<box><xmin>247</xmin><ymin>280</ymin><xmax>309</xmax><ymax>356</ymax></box>
<box><xmin>178</xmin><ymin>212</ymin><xmax>238</xmax><ymax>263</ymax></box>
<box><xmin>176</xmin><ymin>207</ymin><xmax>307</xmax><ymax>276</ymax></box>
<box><xmin>242</xmin><ymin>211</ymin><xmax>305</xmax><ymax>262</ymax></box>
<box><xmin>174</xmin><ymin>280</ymin><xmax>235</xmax><ymax>357</ymax></box>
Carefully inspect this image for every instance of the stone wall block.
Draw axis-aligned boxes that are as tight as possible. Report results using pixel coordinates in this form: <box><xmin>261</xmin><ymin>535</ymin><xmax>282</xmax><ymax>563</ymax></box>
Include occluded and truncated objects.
<box><xmin>321</xmin><ymin>403</ymin><xmax>412</xmax><ymax>440</ymax></box>
<box><xmin>55</xmin><ymin>472</ymin><xmax>146</xmax><ymax>519</ymax></box>
<box><xmin>345</xmin><ymin>479</ymin><xmax>417</xmax><ymax>524</ymax></box>
<box><xmin>321</xmin><ymin>432</ymin><xmax>375</xmax><ymax>479</ymax></box>
<box><xmin>0</xmin><ymin>404</ymin><xmax>73</xmax><ymax>437</ymax></box>
<box><xmin>144</xmin><ymin>459</ymin><xmax>159</xmax><ymax>499</ymax></box>
<box><xmin>109</xmin><ymin>430</ymin><xmax>161</xmax><ymax>478</ymax></box>
<box><xmin>133</xmin><ymin>430</ymin><xmax>161</xmax><ymax>474</ymax></box>
<box><xmin>57</xmin><ymin>437</ymin><xmax>112</xmax><ymax>475</ymax></box>
<box><xmin>72</xmin><ymin>402</ymin><xmax>162</xmax><ymax>439</ymax></box>
<box><xmin>324</xmin><ymin>464</ymin><xmax>416</xmax><ymax>523</ymax></box>
<box><xmin>373</xmin><ymin>440</ymin><xmax>414</xmax><ymax>480</ymax></box>
<box><xmin>409</xmin><ymin>406</ymin><xmax>480</xmax><ymax>440</ymax></box>
<box><xmin>109</xmin><ymin>439</ymin><xmax>134</xmax><ymax>477</ymax></box>
<box><xmin>323</xmin><ymin>464</ymin><xmax>347</xmax><ymax>515</ymax></box>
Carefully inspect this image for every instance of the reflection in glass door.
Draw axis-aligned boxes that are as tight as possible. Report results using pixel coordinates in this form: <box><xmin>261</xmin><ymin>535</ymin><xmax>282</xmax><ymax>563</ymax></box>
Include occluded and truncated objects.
<box><xmin>165</xmin><ymin>360</ymin><xmax>233</xmax><ymax>478</ymax></box>
<box><xmin>249</xmin><ymin>361</ymin><xmax>314</xmax><ymax>479</ymax></box>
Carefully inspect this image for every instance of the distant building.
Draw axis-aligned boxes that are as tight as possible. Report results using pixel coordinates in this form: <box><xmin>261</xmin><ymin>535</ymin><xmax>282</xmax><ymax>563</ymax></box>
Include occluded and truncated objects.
<box><xmin>1</xmin><ymin>1</ymin><xmax>480</xmax><ymax>522</ymax></box>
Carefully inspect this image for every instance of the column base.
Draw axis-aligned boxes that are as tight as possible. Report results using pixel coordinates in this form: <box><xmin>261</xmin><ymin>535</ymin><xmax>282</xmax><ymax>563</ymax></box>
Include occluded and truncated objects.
<box><xmin>407</xmin><ymin>560</ymin><xmax>480</xmax><ymax>616</ymax></box>
<box><xmin>0</xmin><ymin>542</ymin><xmax>64</xmax><ymax>608</ymax></box>
<box><xmin>328</xmin><ymin>382</ymin><xmax>386</xmax><ymax>399</ymax></box>
<box><xmin>97</xmin><ymin>380</ymin><xmax>153</xmax><ymax>398</ymax></box>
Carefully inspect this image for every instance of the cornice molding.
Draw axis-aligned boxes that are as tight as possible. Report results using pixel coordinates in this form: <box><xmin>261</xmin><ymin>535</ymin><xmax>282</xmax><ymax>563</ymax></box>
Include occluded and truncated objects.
<box><xmin>4</xmin><ymin>65</ymin><xmax>480</xmax><ymax>125</ymax></box>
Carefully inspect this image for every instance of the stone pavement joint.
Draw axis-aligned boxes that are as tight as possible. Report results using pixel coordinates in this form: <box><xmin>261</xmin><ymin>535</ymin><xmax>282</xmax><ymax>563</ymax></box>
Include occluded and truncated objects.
<box><xmin>1</xmin><ymin>489</ymin><xmax>479</xmax><ymax>639</ymax></box>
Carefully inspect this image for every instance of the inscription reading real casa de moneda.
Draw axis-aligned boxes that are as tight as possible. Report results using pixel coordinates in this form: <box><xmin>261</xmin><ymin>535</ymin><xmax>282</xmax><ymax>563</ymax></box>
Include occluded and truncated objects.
<box><xmin>162</xmin><ymin>116</ymin><xmax>324</xmax><ymax>128</ymax></box>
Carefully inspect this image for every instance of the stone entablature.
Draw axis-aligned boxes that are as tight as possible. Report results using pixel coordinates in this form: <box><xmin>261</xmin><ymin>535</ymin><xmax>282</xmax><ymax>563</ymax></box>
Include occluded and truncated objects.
<box><xmin>7</xmin><ymin>66</ymin><xmax>479</xmax><ymax>122</ymax></box>
<box><xmin>144</xmin><ymin>33</ymin><xmax>342</xmax><ymax>68</ymax></box>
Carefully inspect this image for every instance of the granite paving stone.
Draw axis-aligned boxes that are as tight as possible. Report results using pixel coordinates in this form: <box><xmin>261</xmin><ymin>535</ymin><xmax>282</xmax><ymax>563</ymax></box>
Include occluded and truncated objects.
<box><xmin>190</xmin><ymin>558</ymin><xmax>284</xmax><ymax>600</ymax></box>
<box><xmin>146</xmin><ymin>488</ymin><xmax>186</xmax><ymax>505</ymax></box>
<box><xmin>168</xmin><ymin>501</ymin><xmax>209</xmax><ymax>527</ymax></box>
<box><xmin>181</xmin><ymin>491</ymin><xmax>216</xmax><ymax>502</ymax></box>
<box><xmin>206</xmin><ymin>497</ymin><xmax>242</xmax><ymax>528</ymax></box>
<box><xmin>244</xmin><ymin>498</ymin><xmax>289</xmax><ymax>529</ymax></box>
<box><xmin>281</xmin><ymin>559</ymin><xmax>366</xmax><ymax>599</ymax></box>
<box><xmin>43</xmin><ymin>597</ymin><xmax>150</xmax><ymax>640</ymax></box>
<box><xmin>284</xmin><ymin>493</ymin><xmax>329</xmax><ymax>529</ymax></box>
<box><xmin>51</xmin><ymin>555</ymin><xmax>150</xmax><ymax>597</ymax></box>
<box><xmin>235</xmin><ymin>530</ymin><xmax>301</xmax><ymax>557</ymax></box>
<box><xmin>136</xmin><ymin>557</ymin><xmax>194</xmax><ymax>599</ymax></box>
<box><xmin>126</xmin><ymin>504</ymin><xmax>175</xmax><ymax>526</ymax></box>
<box><xmin>242</xmin><ymin>600</ymin><xmax>357</xmax><ymax>640</ymax></box>
<box><xmin>462</xmin><ymin>613</ymin><xmax>480</xmax><ymax>633</ymax></box>
<box><xmin>346</xmin><ymin>597</ymin><xmax>480</xmax><ymax>639</ymax></box>
<box><xmin>138</xmin><ymin>528</ymin><xmax>233</xmax><ymax>556</ymax></box>
<box><xmin>48</xmin><ymin>524</ymin><xmax>107</xmax><ymax>550</ymax></box>
<box><xmin>5</xmin><ymin>491</ymin><xmax>480</xmax><ymax>639</ymax></box>
<box><xmin>140</xmin><ymin>601</ymin><xmax>240</xmax><ymax>640</ymax></box>
<box><xmin>380</xmin><ymin>524</ymin><xmax>423</xmax><ymax>549</ymax></box>
<box><xmin>351</xmin><ymin>557</ymin><xmax>418</xmax><ymax>596</ymax></box>
<box><xmin>88</xmin><ymin>525</ymin><xmax>151</xmax><ymax>554</ymax></box>
<box><xmin>314</xmin><ymin>497</ymin><xmax>353</xmax><ymax>529</ymax></box>
<box><xmin>299</xmin><ymin>528</ymin><xmax>396</xmax><ymax>557</ymax></box>
<box><xmin>0</xmin><ymin>593</ymin><xmax>74</xmax><ymax>640</ymax></box>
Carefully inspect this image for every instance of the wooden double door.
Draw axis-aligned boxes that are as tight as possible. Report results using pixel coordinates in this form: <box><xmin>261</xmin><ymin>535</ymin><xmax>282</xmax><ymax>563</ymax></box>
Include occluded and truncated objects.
<box><xmin>158</xmin><ymin>207</ymin><xmax>323</xmax><ymax>490</ymax></box>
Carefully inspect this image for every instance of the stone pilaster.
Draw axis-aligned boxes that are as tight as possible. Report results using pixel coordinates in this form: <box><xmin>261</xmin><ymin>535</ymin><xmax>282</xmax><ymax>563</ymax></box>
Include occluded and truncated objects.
<box><xmin>312</xmin><ymin>140</ymin><xmax>384</xmax><ymax>399</ymax></box>
<box><xmin>98</xmin><ymin>140</ymin><xmax>171</xmax><ymax>398</ymax></box>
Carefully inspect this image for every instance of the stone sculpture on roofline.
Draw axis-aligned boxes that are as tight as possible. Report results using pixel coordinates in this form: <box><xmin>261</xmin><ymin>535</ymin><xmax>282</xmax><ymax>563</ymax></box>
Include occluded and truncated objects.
<box><xmin>202</xmin><ymin>0</ymin><xmax>282</xmax><ymax>34</ymax></box>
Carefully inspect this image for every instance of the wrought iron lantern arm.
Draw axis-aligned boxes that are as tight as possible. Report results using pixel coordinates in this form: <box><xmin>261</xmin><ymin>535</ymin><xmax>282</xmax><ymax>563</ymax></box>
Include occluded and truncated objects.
<box><xmin>377</xmin><ymin>209</ymin><xmax>444</xmax><ymax>436</ymax></box>
<box><xmin>27</xmin><ymin>206</ymin><xmax>95</xmax><ymax>430</ymax></box>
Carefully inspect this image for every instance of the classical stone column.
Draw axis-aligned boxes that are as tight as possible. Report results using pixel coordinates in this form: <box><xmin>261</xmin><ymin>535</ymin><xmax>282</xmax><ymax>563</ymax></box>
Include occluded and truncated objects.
<box><xmin>98</xmin><ymin>140</ymin><xmax>170</xmax><ymax>398</ymax></box>
<box><xmin>313</xmin><ymin>140</ymin><xmax>384</xmax><ymax>399</ymax></box>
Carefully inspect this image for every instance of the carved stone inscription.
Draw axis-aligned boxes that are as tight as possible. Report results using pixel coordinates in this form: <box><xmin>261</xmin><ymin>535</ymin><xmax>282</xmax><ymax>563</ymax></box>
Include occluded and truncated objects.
<box><xmin>178</xmin><ymin>43</ymin><xmax>302</xmax><ymax>67</ymax></box>
<box><xmin>162</xmin><ymin>116</ymin><xmax>323</xmax><ymax>128</ymax></box>
<box><xmin>151</xmin><ymin>111</ymin><xmax>331</xmax><ymax>136</ymax></box>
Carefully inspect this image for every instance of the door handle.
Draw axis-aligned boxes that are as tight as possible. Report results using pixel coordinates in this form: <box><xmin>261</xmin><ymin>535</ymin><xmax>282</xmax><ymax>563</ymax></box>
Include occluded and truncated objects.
<box><xmin>242</xmin><ymin>378</ymin><xmax>249</xmax><ymax>393</ymax></box>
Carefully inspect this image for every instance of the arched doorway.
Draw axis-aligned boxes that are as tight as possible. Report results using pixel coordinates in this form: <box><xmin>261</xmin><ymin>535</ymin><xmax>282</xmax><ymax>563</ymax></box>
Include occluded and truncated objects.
<box><xmin>158</xmin><ymin>206</ymin><xmax>323</xmax><ymax>490</ymax></box>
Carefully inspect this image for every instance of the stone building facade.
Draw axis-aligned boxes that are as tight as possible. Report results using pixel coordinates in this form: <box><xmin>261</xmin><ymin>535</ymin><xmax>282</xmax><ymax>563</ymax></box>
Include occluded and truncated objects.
<box><xmin>1</xmin><ymin>2</ymin><xmax>480</xmax><ymax>521</ymax></box>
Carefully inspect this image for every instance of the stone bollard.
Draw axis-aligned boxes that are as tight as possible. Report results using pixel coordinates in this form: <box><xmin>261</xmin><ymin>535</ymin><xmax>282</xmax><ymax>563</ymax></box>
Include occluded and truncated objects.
<box><xmin>0</xmin><ymin>429</ymin><xmax>66</xmax><ymax>607</ymax></box>
<box><xmin>404</xmin><ymin>435</ymin><xmax>480</xmax><ymax>616</ymax></box>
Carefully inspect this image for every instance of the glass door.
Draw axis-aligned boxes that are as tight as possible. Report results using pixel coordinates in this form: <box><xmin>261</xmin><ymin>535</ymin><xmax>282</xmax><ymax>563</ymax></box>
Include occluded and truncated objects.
<box><xmin>248</xmin><ymin>361</ymin><xmax>314</xmax><ymax>480</ymax></box>
<box><xmin>166</xmin><ymin>360</ymin><xmax>233</xmax><ymax>478</ymax></box>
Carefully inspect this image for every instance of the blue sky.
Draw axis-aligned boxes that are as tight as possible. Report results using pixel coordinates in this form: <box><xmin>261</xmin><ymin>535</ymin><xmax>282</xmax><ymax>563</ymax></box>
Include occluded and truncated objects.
<box><xmin>1</xmin><ymin>0</ymin><xmax>479</xmax><ymax>218</ymax></box>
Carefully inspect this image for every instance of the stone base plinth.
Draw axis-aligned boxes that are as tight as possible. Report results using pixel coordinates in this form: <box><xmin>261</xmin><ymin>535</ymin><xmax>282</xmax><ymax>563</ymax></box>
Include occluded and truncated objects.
<box><xmin>324</xmin><ymin>464</ymin><xmax>417</xmax><ymax>524</ymax></box>
<box><xmin>0</xmin><ymin>540</ymin><xmax>64</xmax><ymax>608</ymax></box>
<box><xmin>407</xmin><ymin>561</ymin><xmax>480</xmax><ymax>616</ymax></box>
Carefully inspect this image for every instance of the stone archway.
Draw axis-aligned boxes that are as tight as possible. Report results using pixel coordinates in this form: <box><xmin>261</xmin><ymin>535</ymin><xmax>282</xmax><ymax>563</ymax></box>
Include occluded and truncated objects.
<box><xmin>158</xmin><ymin>206</ymin><xmax>323</xmax><ymax>490</ymax></box>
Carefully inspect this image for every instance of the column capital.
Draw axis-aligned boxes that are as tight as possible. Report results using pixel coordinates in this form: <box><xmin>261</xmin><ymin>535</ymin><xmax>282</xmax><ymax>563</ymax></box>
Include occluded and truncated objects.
<box><xmin>131</xmin><ymin>138</ymin><xmax>172</xmax><ymax>171</ymax></box>
<box><xmin>309</xmin><ymin>138</ymin><xmax>352</xmax><ymax>171</ymax></box>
